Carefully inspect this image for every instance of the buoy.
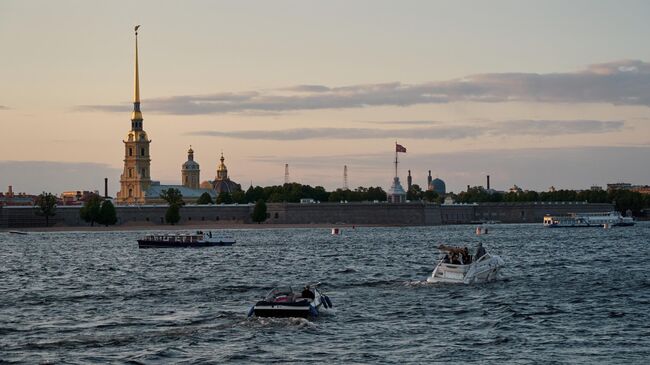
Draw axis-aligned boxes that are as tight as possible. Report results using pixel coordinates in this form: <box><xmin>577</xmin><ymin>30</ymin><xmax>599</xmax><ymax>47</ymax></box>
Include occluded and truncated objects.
<box><xmin>331</xmin><ymin>228</ymin><xmax>341</xmax><ymax>235</ymax></box>
<box><xmin>476</xmin><ymin>226</ymin><xmax>482</xmax><ymax>235</ymax></box>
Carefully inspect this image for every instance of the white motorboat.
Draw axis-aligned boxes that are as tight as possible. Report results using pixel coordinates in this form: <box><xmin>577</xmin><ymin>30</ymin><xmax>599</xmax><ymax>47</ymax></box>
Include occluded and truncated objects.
<box><xmin>427</xmin><ymin>245</ymin><xmax>505</xmax><ymax>284</ymax></box>
<box><xmin>248</xmin><ymin>283</ymin><xmax>333</xmax><ymax>318</ymax></box>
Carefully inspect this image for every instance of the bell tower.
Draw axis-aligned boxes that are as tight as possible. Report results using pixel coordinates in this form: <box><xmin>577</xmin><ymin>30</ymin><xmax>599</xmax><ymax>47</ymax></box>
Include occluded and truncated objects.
<box><xmin>117</xmin><ymin>25</ymin><xmax>152</xmax><ymax>204</ymax></box>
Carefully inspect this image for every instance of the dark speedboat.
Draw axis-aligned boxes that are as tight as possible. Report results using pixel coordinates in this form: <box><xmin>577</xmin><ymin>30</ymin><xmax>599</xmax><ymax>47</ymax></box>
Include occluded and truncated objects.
<box><xmin>137</xmin><ymin>231</ymin><xmax>235</xmax><ymax>248</ymax></box>
<box><xmin>248</xmin><ymin>284</ymin><xmax>333</xmax><ymax>318</ymax></box>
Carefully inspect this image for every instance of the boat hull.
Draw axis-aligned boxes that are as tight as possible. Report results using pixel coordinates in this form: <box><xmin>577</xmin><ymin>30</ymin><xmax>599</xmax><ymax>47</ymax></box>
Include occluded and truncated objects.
<box><xmin>137</xmin><ymin>240</ymin><xmax>235</xmax><ymax>248</ymax></box>
<box><xmin>427</xmin><ymin>254</ymin><xmax>504</xmax><ymax>284</ymax></box>
<box><xmin>252</xmin><ymin>302</ymin><xmax>318</xmax><ymax>318</ymax></box>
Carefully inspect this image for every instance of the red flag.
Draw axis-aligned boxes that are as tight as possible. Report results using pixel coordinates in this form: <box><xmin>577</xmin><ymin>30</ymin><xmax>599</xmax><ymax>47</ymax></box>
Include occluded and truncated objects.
<box><xmin>396</xmin><ymin>144</ymin><xmax>407</xmax><ymax>153</ymax></box>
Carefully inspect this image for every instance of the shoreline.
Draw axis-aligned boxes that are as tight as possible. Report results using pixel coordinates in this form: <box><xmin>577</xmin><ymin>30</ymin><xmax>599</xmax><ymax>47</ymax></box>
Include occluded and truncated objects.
<box><xmin>1</xmin><ymin>223</ymin><xmax>395</xmax><ymax>233</ymax></box>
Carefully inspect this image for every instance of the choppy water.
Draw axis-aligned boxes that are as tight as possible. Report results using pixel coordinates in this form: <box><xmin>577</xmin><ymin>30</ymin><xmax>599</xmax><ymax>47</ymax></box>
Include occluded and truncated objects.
<box><xmin>1</xmin><ymin>223</ymin><xmax>649</xmax><ymax>364</ymax></box>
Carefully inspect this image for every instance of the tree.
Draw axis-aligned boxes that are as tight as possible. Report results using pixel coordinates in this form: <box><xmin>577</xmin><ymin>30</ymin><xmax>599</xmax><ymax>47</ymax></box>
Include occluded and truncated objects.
<box><xmin>34</xmin><ymin>192</ymin><xmax>57</xmax><ymax>227</ymax></box>
<box><xmin>196</xmin><ymin>192</ymin><xmax>214</xmax><ymax>205</ymax></box>
<box><xmin>216</xmin><ymin>191</ymin><xmax>233</xmax><ymax>204</ymax></box>
<box><xmin>251</xmin><ymin>199</ymin><xmax>267</xmax><ymax>223</ymax></box>
<box><xmin>80</xmin><ymin>194</ymin><xmax>102</xmax><ymax>226</ymax></box>
<box><xmin>98</xmin><ymin>200</ymin><xmax>117</xmax><ymax>226</ymax></box>
<box><xmin>160</xmin><ymin>188</ymin><xmax>185</xmax><ymax>206</ymax></box>
<box><xmin>232</xmin><ymin>190</ymin><xmax>246</xmax><ymax>204</ymax></box>
<box><xmin>165</xmin><ymin>204</ymin><xmax>181</xmax><ymax>225</ymax></box>
<box><xmin>160</xmin><ymin>188</ymin><xmax>184</xmax><ymax>225</ymax></box>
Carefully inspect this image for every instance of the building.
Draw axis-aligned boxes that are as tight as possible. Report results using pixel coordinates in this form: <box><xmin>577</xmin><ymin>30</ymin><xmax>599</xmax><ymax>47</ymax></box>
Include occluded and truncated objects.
<box><xmin>387</xmin><ymin>145</ymin><xmax>406</xmax><ymax>203</ymax></box>
<box><xmin>61</xmin><ymin>190</ymin><xmax>99</xmax><ymax>205</ymax></box>
<box><xmin>429</xmin><ymin>177</ymin><xmax>446</xmax><ymax>195</ymax></box>
<box><xmin>209</xmin><ymin>153</ymin><xmax>241</xmax><ymax>194</ymax></box>
<box><xmin>116</xmin><ymin>27</ymin><xmax>152</xmax><ymax>204</ymax></box>
<box><xmin>0</xmin><ymin>186</ymin><xmax>37</xmax><ymax>207</ymax></box>
<box><xmin>607</xmin><ymin>182</ymin><xmax>632</xmax><ymax>191</ymax></box>
<box><xmin>181</xmin><ymin>146</ymin><xmax>200</xmax><ymax>189</ymax></box>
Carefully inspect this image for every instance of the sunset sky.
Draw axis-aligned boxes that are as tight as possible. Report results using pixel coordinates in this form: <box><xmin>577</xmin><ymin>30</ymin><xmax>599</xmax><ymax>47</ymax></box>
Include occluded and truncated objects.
<box><xmin>2</xmin><ymin>0</ymin><xmax>650</xmax><ymax>195</ymax></box>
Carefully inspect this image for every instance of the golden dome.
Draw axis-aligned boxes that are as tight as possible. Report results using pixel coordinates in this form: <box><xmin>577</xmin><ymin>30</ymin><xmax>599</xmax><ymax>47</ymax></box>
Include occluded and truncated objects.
<box><xmin>217</xmin><ymin>153</ymin><xmax>227</xmax><ymax>172</ymax></box>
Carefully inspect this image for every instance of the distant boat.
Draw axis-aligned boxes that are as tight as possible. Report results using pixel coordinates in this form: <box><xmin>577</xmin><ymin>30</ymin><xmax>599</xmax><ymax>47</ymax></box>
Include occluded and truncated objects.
<box><xmin>8</xmin><ymin>231</ymin><xmax>28</xmax><ymax>235</ymax></box>
<box><xmin>137</xmin><ymin>231</ymin><xmax>235</xmax><ymax>248</ymax></box>
<box><xmin>543</xmin><ymin>211</ymin><xmax>634</xmax><ymax>228</ymax></box>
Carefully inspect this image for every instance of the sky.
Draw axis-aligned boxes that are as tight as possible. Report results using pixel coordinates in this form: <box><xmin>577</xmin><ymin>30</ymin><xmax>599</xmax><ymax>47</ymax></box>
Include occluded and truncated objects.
<box><xmin>1</xmin><ymin>0</ymin><xmax>650</xmax><ymax>196</ymax></box>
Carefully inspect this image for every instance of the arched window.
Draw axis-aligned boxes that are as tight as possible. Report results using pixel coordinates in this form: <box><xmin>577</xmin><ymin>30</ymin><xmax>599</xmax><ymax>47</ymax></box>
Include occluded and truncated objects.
<box><xmin>141</xmin><ymin>148</ymin><xmax>145</xmax><ymax>156</ymax></box>
<box><xmin>128</xmin><ymin>168</ymin><xmax>133</xmax><ymax>178</ymax></box>
<box><xmin>141</xmin><ymin>168</ymin><xmax>146</xmax><ymax>177</ymax></box>
<box><xmin>129</xmin><ymin>148</ymin><xmax>133</xmax><ymax>157</ymax></box>
<box><xmin>128</xmin><ymin>188</ymin><xmax>133</xmax><ymax>197</ymax></box>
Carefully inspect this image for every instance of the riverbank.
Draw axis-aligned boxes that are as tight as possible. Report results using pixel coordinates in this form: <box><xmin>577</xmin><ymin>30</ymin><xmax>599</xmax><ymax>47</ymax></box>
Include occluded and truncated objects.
<box><xmin>0</xmin><ymin>222</ymin><xmax>383</xmax><ymax>233</ymax></box>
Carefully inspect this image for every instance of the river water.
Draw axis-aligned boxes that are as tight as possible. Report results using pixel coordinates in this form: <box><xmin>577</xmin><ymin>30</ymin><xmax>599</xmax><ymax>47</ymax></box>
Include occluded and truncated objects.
<box><xmin>1</xmin><ymin>223</ymin><xmax>649</xmax><ymax>364</ymax></box>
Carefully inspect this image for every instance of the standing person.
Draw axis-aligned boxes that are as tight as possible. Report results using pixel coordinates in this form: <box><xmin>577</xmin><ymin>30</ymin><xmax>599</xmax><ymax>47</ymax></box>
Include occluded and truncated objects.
<box><xmin>475</xmin><ymin>242</ymin><xmax>487</xmax><ymax>261</ymax></box>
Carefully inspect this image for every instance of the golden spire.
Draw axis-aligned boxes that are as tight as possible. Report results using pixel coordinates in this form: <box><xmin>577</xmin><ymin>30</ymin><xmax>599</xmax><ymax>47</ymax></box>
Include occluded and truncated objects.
<box><xmin>131</xmin><ymin>25</ymin><xmax>143</xmax><ymax>123</ymax></box>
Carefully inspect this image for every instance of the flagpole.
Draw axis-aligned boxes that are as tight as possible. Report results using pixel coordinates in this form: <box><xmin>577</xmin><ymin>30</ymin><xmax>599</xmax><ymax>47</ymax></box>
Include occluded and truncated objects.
<box><xmin>394</xmin><ymin>141</ymin><xmax>398</xmax><ymax>179</ymax></box>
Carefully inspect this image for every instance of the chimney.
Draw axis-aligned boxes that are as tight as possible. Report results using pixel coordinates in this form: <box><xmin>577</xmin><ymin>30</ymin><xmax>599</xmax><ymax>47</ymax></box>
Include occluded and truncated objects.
<box><xmin>487</xmin><ymin>175</ymin><xmax>490</xmax><ymax>190</ymax></box>
<box><xmin>467</xmin><ymin>184</ymin><xmax>471</xmax><ymax>192</ymax></box>
<box><xmin>407</xmin><ymin>170</ymin><xmax>412</xmax><ymax>191</ymax></box>
<box><xmin>104</xmin><ymin>178</ymin><xmax>108</xmax><ymax>198</ymax></box>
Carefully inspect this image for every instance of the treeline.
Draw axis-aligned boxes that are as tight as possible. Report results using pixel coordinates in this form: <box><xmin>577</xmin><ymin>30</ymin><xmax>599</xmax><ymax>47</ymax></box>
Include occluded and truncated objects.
<box><xmin>455</xmin><ymin>187</ymin><xmax>650</xmax><ymax>214</ymax></box>
<box><xmin>196</xmin><ymin>183</ymin><xmax>389</xmax><ymax>205</ymax></box>
<box><xmin>245</xmin><ymin>183</ymin><xmax>388</xmax><ymax>203</ymax></box>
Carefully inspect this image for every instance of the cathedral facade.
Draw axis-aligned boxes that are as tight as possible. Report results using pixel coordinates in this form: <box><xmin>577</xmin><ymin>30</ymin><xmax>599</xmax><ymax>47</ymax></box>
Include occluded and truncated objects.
<box><xmin>116</xmin><ymin>27</ymin><xmax>152</xmax><ymax>204</ymax></box>
<box><xmin>116</xmin><ymin>27</ymin><xmax>240</xmax><ymax>205</ymax></box>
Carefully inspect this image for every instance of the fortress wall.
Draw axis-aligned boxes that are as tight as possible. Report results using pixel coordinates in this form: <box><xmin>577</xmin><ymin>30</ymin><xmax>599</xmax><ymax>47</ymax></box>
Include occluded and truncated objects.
<box><xmin>0</xmin><ymin>202</ymin><xmax>615</xmax><ymax>228</ymax></box>
<box><xmin>265</xmin><ymin>202</ymin><xmax>440</xmax><ymax>226</ymax></box>
<box><xmin>0</xmin><ymin>204</ymin><xmax>253</xmax><ymax>228</ymax></box>
<box><xmin>473</xmin><ymin>202</ymin><xmax>614</xmax><ymax>223</ymax></box>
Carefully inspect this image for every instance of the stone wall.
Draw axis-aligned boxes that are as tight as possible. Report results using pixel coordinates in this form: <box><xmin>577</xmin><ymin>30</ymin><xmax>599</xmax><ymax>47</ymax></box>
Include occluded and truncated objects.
<box><xmin>0</xmin><ymin>204</ymin><xmax>253</xmax><ymax>228</ymax></box>
<box><xmin>0</xmin><ymin>201</ymin><xmax>615</xmax><ymax>229</ymax></box>
<box><xmin>265</xmin><ymin>202</ymin><xmax>442</xmax><ymax>226</ymax></box>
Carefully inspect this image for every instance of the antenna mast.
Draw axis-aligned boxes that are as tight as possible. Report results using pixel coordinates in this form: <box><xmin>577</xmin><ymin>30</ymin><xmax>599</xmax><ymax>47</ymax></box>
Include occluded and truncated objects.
<box><xmin>284</xmin><ymin>164</ymin><xmax>290</xmax><ymax>185</ymax></box>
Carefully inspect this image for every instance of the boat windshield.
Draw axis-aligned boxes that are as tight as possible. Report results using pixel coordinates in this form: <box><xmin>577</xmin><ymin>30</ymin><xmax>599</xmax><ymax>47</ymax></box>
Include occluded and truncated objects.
<box><xmin>265</xmin><ymin>287</ymin><xmax>293</xmax><ymax>301</ymax></box>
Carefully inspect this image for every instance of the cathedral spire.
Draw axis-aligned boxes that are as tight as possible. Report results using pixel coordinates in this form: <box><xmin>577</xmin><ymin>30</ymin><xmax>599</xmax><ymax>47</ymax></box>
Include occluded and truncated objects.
<box><xmin>131</xmin><ymin>25</ymin><xmax>143</xmax><ymax>127</ymax></box>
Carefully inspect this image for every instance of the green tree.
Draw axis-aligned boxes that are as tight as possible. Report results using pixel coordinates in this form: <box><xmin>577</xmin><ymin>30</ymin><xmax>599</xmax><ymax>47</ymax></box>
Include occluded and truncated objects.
<box><xmin>232</xmin><ymin>190</ymin><xmax>246</xmax><ymax>204</ymax></box>
<box><xmin>80</xmin><ymin>194</ymin><xmax>102</xmax><ymax>226</ymax></box>
<box><xmin>216</xmin><ymin>191</ymin><xmax>233</xmax><ymax>204</ymax></box>
<box><xmin>160</xmin><ymin>188</ymin><xmax>185</xmax><ymax>206</ymax></box>
<box><xmin>251</xmin><ymin>199</ymin><xmax>267</xmax><ymax>223</ymax></box>
<box><xmin>98</xmin><ymin>200</ymin><xmax>117</xmax><ymax>226</ymax></box>
<box><xmin>165</xmin><ymin>204</ymin><xmax>181</xmax><ymax>225</ymax></box>
<box><xmin>34</xmin><ymin>192</ymin><xmax>57</xmax><ymax>227</ymax></box>
<box><xmin>196</xmin><ymin>192</ymin><xmax>214</xmax><ymax>205</ymax></box>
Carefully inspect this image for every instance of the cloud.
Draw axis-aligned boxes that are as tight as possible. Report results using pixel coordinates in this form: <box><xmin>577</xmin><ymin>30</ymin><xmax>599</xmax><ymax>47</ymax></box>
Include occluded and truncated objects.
<box><xmin>188</xmin><ymin>119</ymin><xmax>625</xmax><ymax>141</ymax></box>
<box><xmin>79</xmin><ymin>60</ymin><xmax>650</xmax><ymax>115</ymax></box>
<box><xmin>0</xmin><ymin>161</ymin><xmax>120</xmax><ymax>195</ymax></box>
<box><xmin>361</xmin><ymin>120</ymin><xmax>441</xmax><ymax>126</ymax></box>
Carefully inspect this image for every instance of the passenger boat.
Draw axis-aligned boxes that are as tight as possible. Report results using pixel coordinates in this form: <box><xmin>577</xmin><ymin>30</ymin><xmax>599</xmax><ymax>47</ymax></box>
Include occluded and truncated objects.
<box><xmin>248</xmin><ymin>284</ymin><xmax>333</xmax><ymax>318</ymax></box>
<box><xmin>427</xmin><ymin>245</ymin><xmax>505</xmax><ymax>284</ymax></box>
<box><xmin>543</xmin><ymin>211</ymin><xmax>634</xmax><ymax>228</ymax></box>
<box><xmin>137</xmin><ymin>231</ymin><xmax>235</xmax><ymax>248</ymax></box>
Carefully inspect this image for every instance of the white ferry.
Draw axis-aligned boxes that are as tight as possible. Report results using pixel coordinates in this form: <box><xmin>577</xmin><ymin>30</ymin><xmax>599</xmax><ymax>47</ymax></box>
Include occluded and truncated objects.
<box><xmin>543</xmin><ymin>211</ymin><xmax>634</xmax><ymax>228</ymax></box>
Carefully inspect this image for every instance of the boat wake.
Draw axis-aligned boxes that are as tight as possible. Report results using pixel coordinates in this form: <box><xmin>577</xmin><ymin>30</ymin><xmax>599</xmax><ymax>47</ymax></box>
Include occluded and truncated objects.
<box><xmin>243</xmin><ymin>316</ymin><xmax>317</xmax><ymax>330</ymax></box>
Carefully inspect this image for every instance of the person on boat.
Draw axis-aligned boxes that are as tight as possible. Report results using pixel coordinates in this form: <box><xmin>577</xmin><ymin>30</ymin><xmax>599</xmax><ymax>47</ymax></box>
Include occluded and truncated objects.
<box><xmin>301</xmin><ymin>285</ymin><xmax>315</xmax><ymax>300</ymax></box>
<box><xmin>475</xmin><ymin>242</ymin><xmax>486</xmax><ymax>260</ymax></box>
<box><xmin>462</xmin><ymin>247</ymin><xmax>471</xmax><ymax>264</ymax></box>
